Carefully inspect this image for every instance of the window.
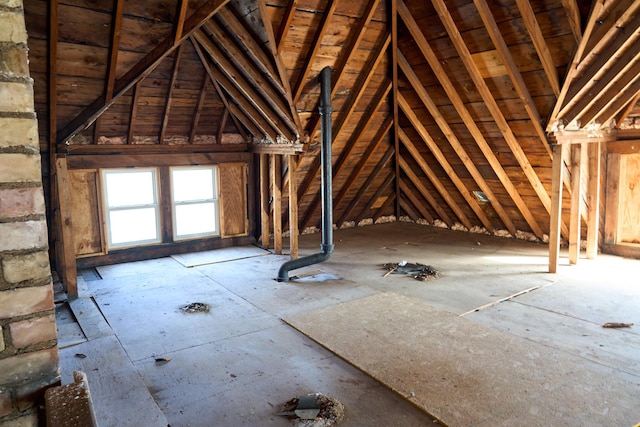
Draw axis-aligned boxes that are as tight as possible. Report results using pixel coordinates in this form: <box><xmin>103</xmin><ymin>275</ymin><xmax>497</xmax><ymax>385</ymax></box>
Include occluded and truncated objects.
<box><xmin>102</xmin><ymin>168</ymin><xmax>160</xmax><ymax>249</ymax></box>
<box><xmin>171</xmin><ymin>166</ymin><xmax>219</xmax><ymax>240</ymax></box>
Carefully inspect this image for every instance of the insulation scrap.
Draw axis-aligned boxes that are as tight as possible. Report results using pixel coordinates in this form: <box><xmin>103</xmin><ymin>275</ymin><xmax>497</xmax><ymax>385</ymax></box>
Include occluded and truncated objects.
<box><xmin>383</xmin><ymin>261</ymin><xmax>439</xmax><ymax>281</ymax></box>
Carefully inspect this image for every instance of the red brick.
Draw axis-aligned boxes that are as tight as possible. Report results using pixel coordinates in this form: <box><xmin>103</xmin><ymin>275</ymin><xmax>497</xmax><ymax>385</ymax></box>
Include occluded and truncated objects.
<box><xmin>0</xmin><ymin>220</ymin><xmax>48</xmax><ymax>252</ymax></box>
<box><xmin>0</xmin><ymin>389</ymin><xmax>12</xmax><ymax>418</ymax></box>
<box><xmin>0</xmin><ymin>188</ymin><xmax>45</xmax><ymax>218</ymax></box>
<box><xmin>9</xmin><ymin>314</ymin><xmax>56</xmax><ymax>349</ymax></box>
<box><xmin>0</xmin><ymin>286</ymin><xmax>53</xmax><ymax>319</ymax></box>
<box><xmin>0</xmin><ymin>348</ymin><xmax>59</xmax><ymax>386</ymax></box>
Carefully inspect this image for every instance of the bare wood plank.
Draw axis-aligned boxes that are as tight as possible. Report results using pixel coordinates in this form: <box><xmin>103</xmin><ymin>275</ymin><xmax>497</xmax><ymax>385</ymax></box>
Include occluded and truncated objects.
<box><xmin>397</xmin><ymin>3</ymin><xmax>546</xmax><ymax>238</ymax></box>
<box><xmin>189</xmin><ymin>76</ymin><xmax>209</xmax><ymax>143</ymax></box>
<box><xmin>399</xmin><ymin>129</ymin><xmax>473</xmax><ymax>230</ymax></box>
<box><xmin>569</xmin><ymin>144</ymin><xmax>583</xmax><ymax>264</ymax></box>
<box><xmin>561</xmin><ymin>0</ymin><xmax>583</xmax><ymax>43</ymax></box>
<box><xmin>603</xmin><ymin>152</ymin><xmax>620</xmax><ymax>245</ymax></box>
<box><xmin>288</xmin><ymin>154</ymin><xmax>299</xmax><ymax>259</ymax></box>
<box><xmin>337</xmin><ymin>147</ymin><xmax>393</xmax><ymax>227</ymax></box>
<box><xmin>515</xmin><ymin>0</ymin><xmax>560</xmax><ymax>96</ymax></box>
<box><xmin>255</xmin><ymin>0</ymin><xmax>303</xmax><ymax>133</ymax></box>
<box><xmin>56</xmin><ymin>157</ymin><xmax>78</xmax><ymax>299</ymax></box>
<box><xmin>549</xmin><ymin>143</ymin><xmax>564</xmax><ymax>273</ymax></box>
<box><xmin>159</xmin><ymin>44</ymin><xmax>184</xmax><ymax>144</ymax></box>
<box><xmin>586</xmin><ymin>141</ymin><xmax>601</xmax><ymax>259</ymax></box>
<box><xmin>271</xmin><ymin>155</ymin><xmax>283</xmax><ymax>254</ymax></box>
<box><xmin>292</xmin><ymin>0</ymin><xmax>339</xmax><ymax>104</ymax></box>
<box><xmin>400</xmin><ymin>51</ymin><xmax>516</xmax><ymax>236</ymax></box>
<box><xmin>219</xmin><ymin>163</ymin><xmax>249</xmax><ymax>237</ymax></box>
<box><xmin>399</xmin><ymin>156</ymin><xmax>452</xmax><ymax>226</ymax></box>
<box><xmin>260</xmin><ymin>154</ymin><xmax>270</xmax><ymax>248</ymax></box>
<box><xmin>399</xmin><ymin>93</ymin><xmax>494</xmax><ymax>232</ymax></box>
<box><xmin>276</xmin><ymin>0</ymin><xmax>299</xmax><ymax>53</ymax></box>
<box><xmin>428</xmin><ymin>0</ymin><xmax>555</xmax><ymax>227</ymax></box>
<box><xmin>57</xmin><ymin>0</ymin><xmax>231</xmax><ymax>144</ymax></box>
<box><xmin>68</xmin><ymin>170</ymin><xmax>103</xmax><ymax>257</ymax></box>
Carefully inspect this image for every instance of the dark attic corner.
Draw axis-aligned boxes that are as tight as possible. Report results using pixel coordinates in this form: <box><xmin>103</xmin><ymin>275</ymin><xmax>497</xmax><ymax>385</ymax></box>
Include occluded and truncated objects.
<box><xmin>1</xmin><ymin>0</ymin><xmax>639</xmax><ymax>425</ymax></box>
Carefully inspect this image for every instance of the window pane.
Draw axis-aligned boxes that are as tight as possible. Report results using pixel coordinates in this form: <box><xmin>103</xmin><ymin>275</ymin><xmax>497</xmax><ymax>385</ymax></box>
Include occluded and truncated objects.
<box><xmin>105</xmin><ymin>171</ymin><xmax>155</xmax><ymax>207</ymax></box>
<box><xmin>175</xmin><ymin>203</ymin><xmax>217</xmax><ymax>237</ymax></box>
<box><xmin>109</xmin><ymin>208</ymin><xmax>158</xmax><ymax>245</ymax></box>
<box><xmin>172</xmin><ymin>169</ymin><xmax>214</xmax><ymax>202</ymax></box>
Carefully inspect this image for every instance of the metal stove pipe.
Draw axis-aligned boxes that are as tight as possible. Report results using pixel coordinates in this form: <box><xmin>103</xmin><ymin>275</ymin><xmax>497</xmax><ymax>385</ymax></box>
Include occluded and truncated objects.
<box><xmin>277</xmin><ymin>66</ymin><xmax>334</xmax><ymax>282</ymax></box>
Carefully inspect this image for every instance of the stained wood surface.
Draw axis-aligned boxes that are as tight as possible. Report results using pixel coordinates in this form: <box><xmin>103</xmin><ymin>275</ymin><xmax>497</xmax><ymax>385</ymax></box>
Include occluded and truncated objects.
<box><xmin>219</xmin><ymin>163</ymin><xmax>249</xmax><ymax>238</ymax></box>
<box><xmin>68</xmin><ymin>170</ymin><xmax>103</xmax><ymax>257</ymax></box>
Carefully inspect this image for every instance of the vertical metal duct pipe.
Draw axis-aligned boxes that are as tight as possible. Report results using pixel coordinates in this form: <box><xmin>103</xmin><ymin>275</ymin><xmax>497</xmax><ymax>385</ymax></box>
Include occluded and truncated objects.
<box><xmin>277</xmin><ymin>66</ymin><xmax>334</xmax><ymax>282</ymax></box>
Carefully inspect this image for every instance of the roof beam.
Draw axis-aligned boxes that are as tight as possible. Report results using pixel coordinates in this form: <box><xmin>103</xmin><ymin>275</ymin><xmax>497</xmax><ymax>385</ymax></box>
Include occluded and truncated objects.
<box><xmin>561</xmin><ymin>0</ymin><xmax>583</xmax><ymax>43</ymax></box>
<box><xmin>400</xmin><ymin>180</ymin><xmax>433</xmax><ymax>223</ymax></box>
<box><xmin>399</xmin><ymin>156</ymin><xmax>452</xmax><ymax>226</ymax></box>
<box><xmin>590</xmin><ymin>71</ymin><xmax>640</xmax><ymax>126</ymax></box>
<box><xmin>57</xmin><ymin>0</ymin><xmax>231</xmax><ymax>145</ymax></box>
<box><xmin>174</xmin><ymin>0</ymin><xmax>189</xmax><ymax>44</ymax></box>
<box><xmin>126</xmin><ymin>82</ymin><xmax>140</xmax><ymax>144</ymax></box>
<box><xmin>105</xmin><ymin>0</ymin><xmax>125</xmax><ymax>102</ymax></box>
<box><xmin>354</xmin><ymin>172</ymin><xmax>395</xmax><ymax>225</ymax></box>
<box><xmin>292</xmin><ymin>0</ymin><xmax>339</xmax><ymax>104</ymax></box>
<box><xmin>189</xmin><ymin>76</ymin><xmax>209</xmax><ymax>143</ymax></box>
<box><xmin>159</xmin><ymin>44</ymin><xmax>183</xmax><ymax>144</ymax></box>
<box><xmin>276</xmin><ymin>0</ymin><xmax>299</xmax><ymax>53</ymax></box>
<box><xmin>399</xmin><ymin>93</ymin><xmax>495</xmax><ymax>233</ymax></box>
<box><xmin>615</xmin><ymin>90</ymin><xmax>640</xmax><ymax>126</ymax></box>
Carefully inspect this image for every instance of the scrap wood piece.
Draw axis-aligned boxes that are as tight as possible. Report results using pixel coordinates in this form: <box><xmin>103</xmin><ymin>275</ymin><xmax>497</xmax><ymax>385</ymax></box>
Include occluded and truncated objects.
<box><xmin>382</xmin><ymin>262</ymin><xmax>439</xmax><ymax>281</ymax></box>
<box><xmin>602</xmin><ymin>322</ymin><xmax>634</xmax><ymax>328</ymax></box>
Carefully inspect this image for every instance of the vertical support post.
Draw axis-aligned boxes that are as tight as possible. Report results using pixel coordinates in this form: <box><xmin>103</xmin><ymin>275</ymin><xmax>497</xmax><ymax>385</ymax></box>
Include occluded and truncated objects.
<box><xmin>259</xmin><ymin>154</ymin><xmax>270</xmax><ymax>248</ymax></box>
<box><xmin>569</xmin><ymin>143</ymin><xmax>582</xmax><ymax>264</ymax></box>
<box><xmin>549</xmin><ymin>143</ymin><xmax>564</xmax><ymax>273</ymax></box>
<box><xmin>55</xmin><ymin>157</ymin><xmax>78</xmax><ymax>299</ymax></box>
<box><xmin>391</xmin><ymin>0</ymin><xmax>400</xmax><ymax>218</ymax></box>
<box><xmin>271</xmin><ymin>154</ymin><xmax>283</xmax><ymax>254</ymax></box>
<box><xmin>288</xmin><ymin>154</ymin><xmax>299</xmax><ymax>259</ymax></box>
<box><xmin>586</xmin><ymin>141</ymin><xmax>601</xmax><ymax>259</ymax></box>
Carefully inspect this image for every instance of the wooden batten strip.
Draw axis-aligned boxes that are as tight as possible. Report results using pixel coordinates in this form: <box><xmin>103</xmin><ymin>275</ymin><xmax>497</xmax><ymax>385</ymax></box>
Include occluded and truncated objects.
<box><xmin>399</xmin><ymin>52</ymin><xmax>517</xmax><ymax>236</ymax></box>
<box><xmin>159</xmin><ymin>45</ymin><xmax>184</xmax><ymax>144</ymax></box>
<box><xmin>193</xmin><ymin>30</ymin><xmax>296</xmax><ymax>141</ymax></box>
<box><xmin>57</xmin><ymin>0</ymin><xmax>231</xmax><ymax>144</ymax></box>
<box><xmin>271</xmin><ymin>154</ymin><xmax>283</xmax><ymax>254</ymax></box>
<box><xmin>254</xmin><ymin>0</ymin><xmax>303</xmax><ymax>133</ymax></box>
<box><xmin>400</xmin><ymin>181</ymin><xmax>434</xmax><ymax>223</ymax></box>
<box><xmin>292</xmin><ymin>0</ymin><xmax>339</xmax><ymax>104</ymax></box>
<box><xmin>398</xmin><ymin>156</ymin><xmax>453</xmax><ymax>226</ymax></box>
<box><xmin>514</xmin><ymin>0</ymin><xmax>560</xmax><ymax>97</ymax></box>
<box><xmin>425</xmin><ymin>0</ymin><xmax>556</xmax><ymax>228</ymax></box>
<box><xmin>399</xmin><ymin>129</ymin><xmax>473</xmax><ymax>230</ymax></box>
<box><xmin>399</xmin><ymin>93</ymin><xmax>494</xmax><ymax>233</ymax></box>
<box><xmin>337</xmin><ymin>147</ymin><xmax>394</xmax><ymax>227</ymax></box>
<box><xmin>397</xmin><ymin>3</ymin><xmax>545</xmax><ymax>238</ymax></box>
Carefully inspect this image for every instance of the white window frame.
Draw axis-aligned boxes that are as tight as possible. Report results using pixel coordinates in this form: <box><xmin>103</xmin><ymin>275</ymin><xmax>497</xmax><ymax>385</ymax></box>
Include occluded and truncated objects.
<box><xmin>170</xmin><ymin>166</ymin><xmax>220</xmax><ymax>241</ymax></box>
<box><xmin>102</xmin><ymin>168</ymin><xmax>161</xmax><ymax>249</ymax></box>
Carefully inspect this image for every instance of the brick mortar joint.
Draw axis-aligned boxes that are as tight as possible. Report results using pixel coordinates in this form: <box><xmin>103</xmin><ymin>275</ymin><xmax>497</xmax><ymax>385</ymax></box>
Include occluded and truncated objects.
<box><xmin>0</xmin><ymin>42</ymin><xmax>27</xmax><ymax>51</ymax></box>
<box><xmin>1</xmin><ymin>339</ymin><xmax>58</xmax><ymax>359</ymax></box>
<box><xmin>0</xmin><ymin>309</ymin><xmax>55</xmax><ymax>329</ymax></box>
<box><xmin>0</xmin><ymin>5</ymin><xmax>23</xmax><ymax>13</ymax></box>
<box><xmin>0</xmin><ymin>182</ymin><xmax>43</xmax><ymax>190</ymax></box>
<box><xmin>0</xmin><ymin>276</ymin><xmax>53</xmax><ymax>292</ymax></box>
<box><xmin>0</xmin><ymin>246</ymin><xmax>50</xmax><ymax>260</ymax></box>
<box><xmin>0</xmin><ymin>111</ymin><xmax>36</xmax><ymax>119</ymax></box>
<box><xmin>0</xmin><ymin>146</ymin><xmax>39</xmax><ymax>155</ymax></box>
<box><xmin>0</xmin><ymin>74</ymin><xmax>33</xmax><ymax>84</ymax></box>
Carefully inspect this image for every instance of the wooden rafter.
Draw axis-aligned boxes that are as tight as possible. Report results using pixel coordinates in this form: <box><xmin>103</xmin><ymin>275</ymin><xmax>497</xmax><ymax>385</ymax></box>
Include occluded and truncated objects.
<box><xmin>105</xmin><ymin>0</ymin><xmax>125</xmax><ymax>102</ymax></box>
<box><xmin>337</xmin><ymin>147</ymin><xmax>394</xmax><ymax>227</ymax></box>
<box><xmin>174</xmin><ymin>0</ymin><xmax>189</xmax><ymax>44</ymax></box>
<box><xmin>299</xmin><ymin>82</ymin><xmax>391</xmax><ymax>230</ymax></box>
<box><xmin>276</xmin><ymin>0</ymin><xmax>299</xmax><ymax>53</ymax></box>
<box><xmin>189</xmin><ymin>76</ymin><xmax>209</xmax><ymax>143</ymax></box>
<box><xmin>373</xmin><ymin>192</ymin><xmax>396</xmax><ymax>223</ymax></box>
<box><xmin>561</xmin><ymin>0</ymin><xmax>583</xmax><ymax>43</ymax></box>
<box><xmin>126</xmin><ymin>81</ymin><xmax>141</xmax><ymax>144</ymax></box>
<box><xmin>354</xmin><ymin>172</ymin><xmax>395</xmax><ymax>225</ymax></box>
<box><xmin>255</xmin><ymin>0</ymin><xmax>303</xmax><ymax>134</ymax></box>
<box><xmin>514</xmin><ymin>0</ymin><xmax>560</xmax><ymax>97</ymax></box>
<box><xmin>590</xmin><ymin>72</ymin><xmax>640</xmax><ymax>126</ymax></box>
<box><xmin>424</xmin><ymin>0</ymin><xmax>557</xmax><ymax>227</ymax></box>
<box><xmin>397</xmin><ymin>49</ymin><xmax>543</xmax><ymax>237</ymax></box>
<box><xmin>292</xmin><ymin>0</ymin><xmax>339</xmax><ymax>104</ymax></box>
<box><xmin>190</xmin><ymin>36</ymin><xmax>249</xmax><ymax>141</ymax></box>
<box><xmin>399</xmin><ymin>52</ymin><xmax>518</xmax><ymax>236</ymax></box>
<box><xmin>217</xmin><ymin>109</ymin><xmax>229</xmax><ymax>144</ymax></box>
<box><xmin>333</xmin><ymin>118</ymin><xmax>392</xmax><ymax>212</ymax></box>
<box><xmin>615</xmin><ymin>90</ymin><xmax>640</xmax><ymax>126</ymax></box>
<box><xmin>399</xmin><ymin>156</ymin><xmax>452</xmax><ymax>225</ymax></box>
<box><xmin>399</xmin><ymin>129</ymin><xmax>473</xmax><ymax>230</ymax></box>
<box><xmin>399</xmin><ymin>93</ymin><xmax>495</xmax><ymax>233</ymax></box>
<box><xmin>56</xmin><ymin>0</ymin><xmax>231</xmax><ymax>145</ymax></box>
<box><xmin>159</xmin><ymin>44</ymin><xmax>184</xmax><ymax>144</ymax></box>
<box><xmin>400</xmin><ymin>181</ymin><xmax>433</xmax><ymax>223</ymax></box>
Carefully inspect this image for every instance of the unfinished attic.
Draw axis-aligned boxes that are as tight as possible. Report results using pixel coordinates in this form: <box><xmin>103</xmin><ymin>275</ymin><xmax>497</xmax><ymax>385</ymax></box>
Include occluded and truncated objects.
<box><xmin>0</xmin><ymin>0</ymin><xmax>639</xmax><ymax>425</ymax></box>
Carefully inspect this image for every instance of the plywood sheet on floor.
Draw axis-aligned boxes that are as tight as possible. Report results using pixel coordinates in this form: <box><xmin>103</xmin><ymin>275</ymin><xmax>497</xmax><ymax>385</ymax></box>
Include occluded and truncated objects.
<box><xmin>171</xmin><ymin>245</ymin><xmax>271</xmax><ymax>267</ymax></box>
<box><xmin>285</xmin><ymin>292</ymin><xmax>640</xmax><ymax>426</ymax></box>
<box><xmin>59</xmin><ymin>335</ymin><xmax>168</xmax><ymax>427</ymax></box>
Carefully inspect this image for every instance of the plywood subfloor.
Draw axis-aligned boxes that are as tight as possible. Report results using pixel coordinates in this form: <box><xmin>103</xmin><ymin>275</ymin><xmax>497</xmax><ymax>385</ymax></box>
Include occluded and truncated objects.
<box><xmin>170</xmin><ymin>245</ymin><xmax>271</xmax><ymax>267</ymax></box>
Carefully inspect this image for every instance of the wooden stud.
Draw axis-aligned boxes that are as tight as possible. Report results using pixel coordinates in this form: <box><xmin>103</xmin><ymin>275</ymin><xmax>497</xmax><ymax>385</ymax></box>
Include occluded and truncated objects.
<box><xmin>271</xmin><ymin>155</ymin><xmax>283</xmax><ymax>254</ymax></box>
<box><xmin>586</xmin><ymin>141</ymin><xmax>601</xmax><ymax>259</ymax></box>
<box><xmin>55</xmin><ymin>157</ymin><xmax>78</xmax><ymax>299</ymax></box>
<box><xmin>549</xmin><ymin>144</ymin><xmax>564</xmax><ymax>273</ymax></box>
<box><xmin>260</xmin><ymin>154</ymin><xmax>271</xmax><ymax>249</ymax></box>
<box><xmin>569</xmin><ymin>144</ymin><xmax>583</xmax><ymax>264</ymax></box>
<box><xmin>189</xmin><ymin>76</ymin><xmax>209</xmax><ymax>143</ymax></box>
<box><xmin>288</xmin><ymin>155</ymin><xmax>299</xmax><ymax>259</ymax></box>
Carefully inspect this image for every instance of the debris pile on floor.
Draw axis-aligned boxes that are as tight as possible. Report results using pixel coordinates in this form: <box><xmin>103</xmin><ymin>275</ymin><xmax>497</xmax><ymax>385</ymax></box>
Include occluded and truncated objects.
<box><xmin>602</xmin><ymin>322</ymin><xmax>633</xmax><ymax>328</ymax></box>
<box><xmin>383</xmin><ymin>261</ymin><xmax>439</xmax><ymax>281</ymax></box>
<box><xmin>179</xmin><ymin>302</ymin><xmax>209</xmax><ymax>313</ymax></box>
<box><xmin>278</xmin><ymin>393</ymin><xmax>345</xmax><ymax>426</ymax></box>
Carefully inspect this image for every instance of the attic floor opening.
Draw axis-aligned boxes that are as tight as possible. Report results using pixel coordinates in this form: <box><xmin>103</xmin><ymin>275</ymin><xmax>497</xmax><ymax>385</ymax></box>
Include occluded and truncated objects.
<box><xmin>55</xmin><ymin>222</ymin><xmax>640</xmax><ymax>426</ymax></box>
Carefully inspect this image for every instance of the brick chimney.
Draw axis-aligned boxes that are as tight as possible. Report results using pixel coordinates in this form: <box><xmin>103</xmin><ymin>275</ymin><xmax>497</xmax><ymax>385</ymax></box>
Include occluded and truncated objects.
<box><xmin>0</xmin><ymin>0</ymin><xmax>60</xmax><ymax>425</ymax></box>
